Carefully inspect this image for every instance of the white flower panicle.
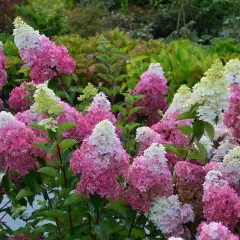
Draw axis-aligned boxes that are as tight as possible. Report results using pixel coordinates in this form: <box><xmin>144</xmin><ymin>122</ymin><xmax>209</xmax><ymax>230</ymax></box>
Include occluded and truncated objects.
<box><xmin>135</xmin><ymin>126</ymin><xmax>159</xmax><ymax>143</ymax></box>
<box><xmin>143</xmin><ymin>143</ymin><xmax>167</xmax><ymax>163</ymax></box>
<box><xmin>185</xmin><ymin>59</ymin><xmax>229</xmax><ymax>124</ymax></box>
<box><xmin>88</xmin><ymin>120</ymin><xmax>118</xmax><ymax>154</ymax></box>
<box><xmin>38</xmin><ymin>117</ymin><xmax>57</xmax><ymax>132</ymax></box>
<box><xmin>13</xmin><ymin>17</ymin><xmax>43</xmax><ymax>51</ymax></box>
<box><xmin>87</xmin><ymin>92</ymin><xmax>111</xmax><ymax>112</ymax></box>
<box><xmin>223</xmin><ymin>146</ymin><xmax>240</xmax><ymax>174</ymax></box>
<box><xmin>0</xmin><ymin>111</ymin><xmax>20</xmax><ymax>129</ymax></box>
<box><xmin>148</xmin><ymin>195</ymin><xmax>194</xmax><ymax>235</ymax></box>
<box><xmin>224</xmin><ymin>59</ymin><xmax>240</xmax><ymax>84</ymax></box>
<box><xmin>145</xmin><ymin>63</ymin><xmax>165</xmax><ymax>78</ymax></box>
<box><xmin>165</xmin><ymin>85</ymin><xmax>192</xmax><ymax>115</ymax></box>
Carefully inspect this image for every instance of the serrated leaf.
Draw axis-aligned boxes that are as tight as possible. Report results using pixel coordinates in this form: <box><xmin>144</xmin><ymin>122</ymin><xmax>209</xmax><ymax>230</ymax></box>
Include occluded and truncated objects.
<box><xmin>128</xmin><ymin>106</ymin><xmax>144</xmax><ymax>117</ymax></box>
<box><xmin>64</xmin><ymin>193</ymin><xmax>84</xmax><ymax>206</ymax></box>
<box><xmin>59</xmin><ymin>139</ymin><xmax>78</xmax><ymax>153</ymax></box>
<box><xmin>203</xmin><ymin>121</ymin><xmax>215</xmax><ymax>141</ymax></box>
<box><xmin>16</xmin><ymin>188</ymin><xmax>33</xmax><ymax>200</ymax></box>
<box><xmin>33</xmin><ymin>142</ymin><xmax>52</xmax><ymax>153</ymax></box>
<box><xmin>37</xmin><ymin>167</ymin><xmax>58</xmax><ymax>178</ymax></box>
<box><xmin>57</xmin><ymin>122</ymin><xmax>77</xmax><ymax>137</ymax></box>
<box><xmin>105</xmin><ymin>200</ymin><xmax>132</xmax><ymax>218</ymax></box>
<box><xmin>193</xmin><ymin>120</ymin><xmax>204</xmax><ymax>141</ymax></box>
<box><xmin>112</xmin><ymin>105</ymin><xmax>127</xmax><ymax>117</ymax></box>
<box><xmin>97</xmin><ymin>73</ymin><xmax>114</xmax><ymax>83</ymax></box>
<box><xmin>164</xmin><ymin>144</ymin><xmax>188</xmax><ymax>158</ymax></box>
<box><xmin>94</xmin><ymin>63</ymin><xmax>109</xmax><ymax>74</ymax></box>
<box><xmin>178</xmin><ymin>125</ymin><xmax>192</xmax><ymax>137</ymax></box>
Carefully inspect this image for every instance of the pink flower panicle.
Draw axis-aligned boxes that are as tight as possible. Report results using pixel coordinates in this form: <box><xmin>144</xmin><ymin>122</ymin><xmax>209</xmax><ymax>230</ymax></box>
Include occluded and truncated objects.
<box><xmin>0</xmin><ymin>42</ymin><xmax>7</xmax><ymax>89</ymax></box>
<box><xmin>125</xmin><ymin>143</ymin><xmax>173</xmax><ymax>212</ymax></box>
<box><xmin>70</xmin><ymin>120</ymin><xmax>129</xmax><ymax>199</ymax></box>
<box><xmin>198</xmin><ymin>222</ymin><xmax>239</xmax><ymax>240</ymax></box>
<box><xmin>0</xmin><ymin>121</ymin><xmax>45</xmax><ymax>176</ymax></box>
<box><xmin>174</xmin><ymin>161</ymin><xmax>205</xmax><ymax>217</ymax></box>
<box><xmin>13</xmin><ymin>18</ymin><xmax>75</xmax><ymax>84</ymax></box>
<box><xmin>57</xmin><ymin>101</ymin><xmax>90</xmax><ymax>142</ymax></box>
<box><xmin>8</xmin><ymin>82</ymin><xmax>32</xmax><ymax>111</ymax></box>
<box><xmin>130</xmin><ymin>63</ymin><xmax>168</xmax><ymax>125</ymax></box>
<box><xmin>202</xmin><ymin>169</ymin><xmax>240</xmax><ymax>230</ymax></box>
<box><xmin>224</xmin><ymin>83</ymin><xmax>240</xmax><ymax>139</ymax></box>
<box><xmin>84</xmin><ymin>93</ymin><xmax>122</xmax><ymax>137</ymax></box>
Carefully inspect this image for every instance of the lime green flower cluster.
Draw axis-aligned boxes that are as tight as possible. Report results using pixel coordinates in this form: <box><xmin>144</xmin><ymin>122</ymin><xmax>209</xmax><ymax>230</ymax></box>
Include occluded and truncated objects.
<box><xmin>78</xmin><ymin>83</ymin><xmax>98</xmax><ymax>102</ymax></box>
<box><xmin>38</xmin><ymin>117</ymin><xmax>58</xmax><ymax>132</ymax></box>
<box><xmin>32</xmin><ymin>83</ymin><xmax>64</xmax><ymax>116</ymax></box>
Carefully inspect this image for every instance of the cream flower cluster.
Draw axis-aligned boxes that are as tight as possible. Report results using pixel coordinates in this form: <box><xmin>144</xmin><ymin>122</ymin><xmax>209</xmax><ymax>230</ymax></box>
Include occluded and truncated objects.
<box><xmin>144</xmin><ymin>63</ymin><xmax>165</xmax><ymax>78</ymax></box>
<box><xmin>13</xmin><ymin>17</ymin><xmax>43</xmax><ymax>50</ymax></box>
<box><xmin>143</xmin><ymin>143</ymin><xmax>166</xmax><ymax>163</ymax></box>
<box><xmin>224</xmin><ymin>59</ymin><xmax>240</xmax><ymax>84</ymax></box>
<box><xmin>0</xmin><ymin>111</ymin><xmax>20</xmax><ymax>129</ymax></box>
<box><xmin>223</xmin><ymin>146</ymin><xmax>240</xmax><ymax>175</ymax></box>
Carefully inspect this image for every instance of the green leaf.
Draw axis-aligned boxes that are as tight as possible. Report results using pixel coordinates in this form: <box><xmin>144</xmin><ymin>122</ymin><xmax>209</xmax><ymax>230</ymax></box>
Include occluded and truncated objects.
<box><xmin>63</xmin><ymin>193</ymin><xmax>84</xmax><ymax>206</ymax></box>
<box><xmin>178</xmin><ymin>125</ymin><xmax>192</xmax><ymax>137</ymax></box>
<box><xmin>187</xmin><ymin>152</ymin><xmax>201</xmax><ymax>160</ymax></box>
<box><xmin>59</xmin><ymin>139</ymin><xmax>78</xmax><ymax>153</ymax></box>
<box><xmin>105</xmin><ymin>200</ymin><xmax>132</xmax><ymax>218</ymax></box>
<box><xmin>96</xmin><ymin>46</ymin><xmax>105</xmax><ymax>53</ymax></box>
<box><xmin>96</xmin><ymin>54</ymin><xmax>111</xmax><ymax>63</ymax></box>
<box><xmin>196</xmin><ymin>142</ymin><xmax>208</xmax><ymax>165</ymax></box>
<box><xmin>94</xmin><ymin>63</ymin><xmax>109</xmax><ymax>74</ymax></box>
<box><xmin>33</xmin><ymin>142</ymin><xmax>52</xmax><ymax>153</ymax></box>
<box><xmin>30</xmin><ymin>122</ymin><xmax>47</xmax><ymax>132</ymax></box>
<box><xmin>16</xmin><ymin>188</ymin><xmax>33</xmax><ymax>200</ymax></box>
<box><xmin>126</xmin><ymin>123</ymin><xmax>141</xmax><ymax>133</ymax></box>
<box><xmin>122</xmin><ymin>93</ymin><xmax>134</xmax><ymax>105</ymax></box>
<box><xmin>97</xmin><ymin>73</ymin><xmax>114</xmax><ymax>83</ymax></box>
<box><xmin>193</xmin><ymin>120</ymin><xmax>204</xmax><ymax>141</ymax></box>
<box><xmin>90</xmin><ymin>194</ymin><xmax>102</xmax><ymax>212</ymax></box>
<box><xmin>128</xmin><ymin>106</ymin><xmax>144</xmax><ymax>117</ymax></box>
<box><xmin>35</xmin><ymin>209</ymin><xmax>65</xmax><ymax>220</ymax></box>
<box><xmin>47</xmin><ymin>129</ymin><xmax>57</xmax><ymax>141</ymax></box>
<box><xmin>37</xmin><ymin>167</ymin><xmax>59</xmax><ymax>178</ymax></box>
<box><xmin>57</xmin><ymin>122</ymin><xmax>77</xmax><ymax>137</ymax></box>
<box><xmin>24</xmin><ymin>171</ymin><xmax>37</xmax><ymax>192</ymax></box>
<box><xmin>112</xmin><ymin>105</ymin><xmax>127</xmax><ymax>117</ymax></box>
<box><xmin>203</xmin><ymin>121</ymin><xmax>215</xmax><ymax>141</ymax></box>
<box><xmin>177</xmin><ymin>111</ymin><xmax>195</xmax><ymax>120</ymax></box>
<box><xmin>2</xmin><ymin>175</ymin><xmax>9</xmax><ymax>193</ymax></box>
<box><xmin>164</xmin><ymin>144</ymin><xmax>188</xmax><ymax>158</ymax></box>
<box><xmin>131</xmin><ymin>228</ymin><xmax>146</xmax><ymax>238</ymax></box>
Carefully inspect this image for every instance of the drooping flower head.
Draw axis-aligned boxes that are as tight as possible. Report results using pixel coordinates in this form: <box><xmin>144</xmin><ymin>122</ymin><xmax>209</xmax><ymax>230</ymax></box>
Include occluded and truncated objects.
<box><xmin>148</xmin><ymin>195</ymin><xmax>194</xmax><ymax>238</ymax></box>
<box><xmin>0</xmin><ymin>41</ymin><xmax>7</xmax><ymax>89</ymax></box>
<box><xmin>224</xmin><ymin>59</ymin><xmax>240</xmax><ymax>85</ymax></box>
<box><xmin>125</xmin><ymin>143</ymin><xmax>173</xmax><ymax>212</ymax></box>
<box><xmin>70</xmin><ymin>120</ymin><xmax>129</xmax><ymax>199</ymax></box>
<box><xmin>198</xmin><ymin>222</ymin><xmax>239</xmax><ymax>240</ymax></box>
<box><xmin>186</xmin><ymin>59</ymin><xmax>229</xmax><ymax>124</ymax></box>
<box><xmin>130</xmin><ymin>62</ymin><xmax>168</xmax><ymax>125</ymax></box>
<box><xmin>31</xmin><ymin>83</ymin><xmax>63</xmax><ymax>116</ymax></box>
<box><xmin>13</xmin><ymin>17</ymin><xmax>75</xmax><ymax>84</ymax></box>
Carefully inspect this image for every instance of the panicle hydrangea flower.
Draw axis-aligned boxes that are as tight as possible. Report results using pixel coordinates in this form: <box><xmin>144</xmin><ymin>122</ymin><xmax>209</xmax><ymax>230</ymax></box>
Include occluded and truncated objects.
<box><xmin>151</xmin><ymin>113</ymin><xmax>191</xmax><ymax>147</ymax></box>
<box><xmin>84</xmin><ymin>92</ymin><xmax>122</xmax><ymax>137</ymax></box>
<box><xmin>148</xmin><ymin>195</ymin><xmax>194</xmax><ymax>238</ymax></box>
<box><xmin>165</xmin><ymin>85</ymin><xmax>192</xmax><ymax>116</ymax></box>
<box><xmin>57</xmin><ymin>101</ymin><xmax>90</xmax><ymax>142</ymax></box>
<box><xmin>31</xmin><ymin>83</ymin><xmax>63</xmax><ymax>116</ymax></box>
<box><xmin>224</xmin><ymin>59</ymin><xmax>240</xmax><ymax>84</ymax></box>
<box><xmin>224</xmin><ymin>83</ymin><xmax>240</xmax><ymax>138</ymax></box>
<box><xmin>0</xmin><ymin>111</ymin><xmax>19</xmax><ymax>129</ymax></box>
<box><xmin>130</xmin><ymin>63</ymin><xmax>168</xmax><ymax>125</ymax></box>
<box><xmin>202</xmin><ymin>169</ymin><xmax>240</xmax><ymax>230</ymax></box>
<box><xmin>0</xmin><ymin>121</ymin><xmax>45</xmax><ymax>176</ymax></box>
<box><xmin>135</xmin><ymin>126</ymin><xmax>164</xmax><ymax>155</ymax></box>
<box><xmin>223</xmin><ymin>146</ymin><xmax>240</xmax><ymax>176</ymax></box>
<box><xmin>78</xmin><ymin>83</ymin><xmax>98</xmax><ymax>102</ymax></box>
<box><xmin>8</xmin><ymin>82</ymin><xmax>33</xmax><ymax>111</ymax></box>
<box><xmin>174</xmin><ymin>161</ymin><xmax>205</xmax><ymax>216</ymax></box>
<box><xmin>198</xmin><ymin>222</ymin><xmax>239</xmax><ymax>240</ymax></box>
<box><xmin>186</xmin><ymin>59</ymin><xmax>229</xmax><ymax>124</ymax></box>
<box><xmin>125</xmin><ymin>144</ymin><xmax>173</xmax><ymax>212</ymax></box>
<box><xmin>0</xmin><ymin>41</ymin><xmax>7</xmax><ymax>89</ymax></box>
<box><xmin>70</xmin><ymin>120</ymin><xmax>129</xmax><ymax>199</ymax></box>
<box><xmin>13</xmin><ymin>17</ymin><xmax>76</xmax><ymax>84</ymax></box>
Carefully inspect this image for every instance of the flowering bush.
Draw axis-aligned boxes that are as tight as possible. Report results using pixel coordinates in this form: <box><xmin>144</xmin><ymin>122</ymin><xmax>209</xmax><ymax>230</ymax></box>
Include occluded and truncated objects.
<box><xmin>1</xmin><ymin>18</ymin><xmax>240</xmax><ymax>240</ymax></box>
